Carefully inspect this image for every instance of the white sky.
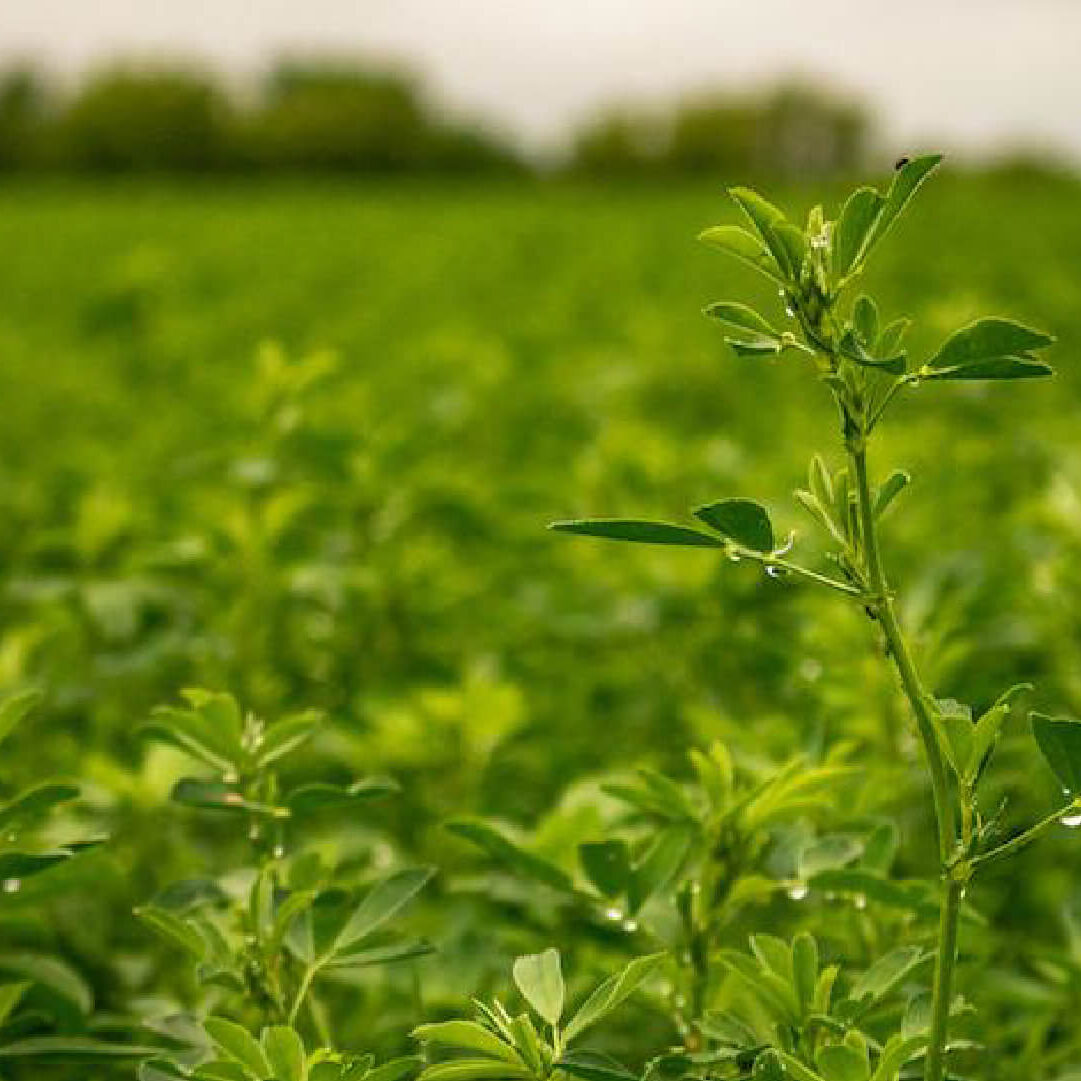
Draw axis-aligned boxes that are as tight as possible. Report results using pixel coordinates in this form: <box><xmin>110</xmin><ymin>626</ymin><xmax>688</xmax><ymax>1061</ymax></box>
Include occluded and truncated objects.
<box><xmin>4</xmin><ymin>0</ymin><xmax>1080</xmax><ymax>160</ymax></box>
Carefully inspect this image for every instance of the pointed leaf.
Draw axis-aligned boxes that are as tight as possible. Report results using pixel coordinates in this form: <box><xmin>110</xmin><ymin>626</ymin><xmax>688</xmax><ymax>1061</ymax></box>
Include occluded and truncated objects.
<box><xmin>1031</xmin><ymin>713</ymin><xmax>1081</xmax><ymax>795</ymax></box>
<box><xmin>925</xmin><ymin>317</ymin><xmax>1054</xmax><ymax>375</ymax></box>
<box><xmin>833</xmin><ymin>187</ymin><xmax>883</xmax><ymax>278</ymax></box>
<box><xmin>704</xmin><ymin>302</ymin><xmax>780</xmax><ymax>339</ymax></box>
<box><xmin>549</xmin><ymin>519</ymin><xmax>722</xmax><ymax>548</ymax></box>
<box><xmin>698</xmin><ymin>226</ymin><xmax>785</xmax><ymax>285</ymax></box>
<box><xmin>864</xmin><ymin>154</ymin><xmax>942</xmax><ymax>253</ymax></box>
<box><xmin>579</xmin><ymin>840</ymin><xmax>631</xmax><ymax>899</ymax></box>
<box><xmin>204</xmin><ymin>1018</ymin><xmax>270</xmax><ymax>1077</ymax></box>
<box><xmin>563</xmin><ymin>953</ymin><xmax>664</xmax><ymax>1042</ymax></box>
<box><xmin>412</xmin><ymin>1022</ymin><xmax>521</xmax><ymax>1064</ymax></box>
<box><xmin>923</xmin><ymin>356</ymin><xmax>1052</xmax><ymax>381</ymax></box>
<box><xmin>447</xmin><ymin>819</ymin><xmax>574</xmax><ymax>892</ymax></box>
<box><xmin>557</xmin><ymin>1051</ymin><xmax>636</xmax><ymax>1081</ymax></box>
<box><xmin>330</xmin><ymin>867</ymin><xmax>433</xmax><ymax>956</ymax></box>
<box><xmin>873</xmin><ymin>471</ymin><xmax>909</xmax><ymax>518</ymax></box>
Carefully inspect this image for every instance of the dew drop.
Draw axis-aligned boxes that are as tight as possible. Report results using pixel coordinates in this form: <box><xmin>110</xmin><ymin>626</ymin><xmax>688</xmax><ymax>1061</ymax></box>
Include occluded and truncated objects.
<box><xmin>854</xmin><ymin>893</ymin><xmax>867</xmax><ymax>910</ymax></box>
<box><xmin>622</xmin><ymin>918</ymin><xmax>639</xmax><ymax>933</ymax></box>
<box><xmin>784</xmin><ymin>304</ymin><xmax>795</xmax><ymax>318</ymax></box>
<box><xmin>222</xmin><ymin>770</ymin><xmax>239</xmax><ymax>785</ymax></box>
<box><xmin>787</xmin><ymin>884</ymin><xmax>809</xmax><ymax>901</ymax></box>
<box><xmin>727</xmin><ymin>551</ymin><xmax>742</xmax><ymax>564</ymax></box>
<box><xmin>273</xmin><ymin>844</ymin><xmax>286</xmax><ymax>858</ymax></box>
<box><xmin>2</xmin><ymin>879</ymin><xmax>21</xmax><ymax>894</ymax></box>
<box><xmin>766</xmin><ymin>564</ymin><xmax>788</xmax><ymax>579</ymax></box>
<box><xmin>1060</xmin><ymin>812</ymin><xmax>1081</xmax><ymax>828</ymax></box>
<box><xmin>603</xmin><ymin>906</ymin><xmax>623</xmax><ymax>922</ymax></box>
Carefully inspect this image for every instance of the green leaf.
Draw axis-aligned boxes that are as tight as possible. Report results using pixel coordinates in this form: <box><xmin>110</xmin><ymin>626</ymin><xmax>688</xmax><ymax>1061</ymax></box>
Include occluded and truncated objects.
<box><xmin>579</xmin><ymin>840</ymin><xmax>630</xmax><ymax>899</ymax></box>
<box><xmin>833</xmin><ymin>187</ymin><xmax>883</xmax><ymax>278</ymax></box>
<box><xmin>0</xmin><ymin>982</ymin><xmax>29</xmax><ymax>1027</ymax></box>
<box><xmin>863</xmin><ymin>154</ymin><xmax>942</xmax><ymax>254</ymax></box>
<box><xmin>139</xmin><ymin>1059</ymin><xmax>191</xmax><ymax>1081</ymax></box>
<box><xmin>368</xmin><ymin>1058</ymin><xmax>422</xmax><ymax>1081</ymax></box>
<box><xmin>418</xmin><ymin>1061</ymin><xmax>531</xmax><ymax>1081</ymax></box>
<box><xmin>563</xmin><ymin>953</ymin><xmax>664</xmax><ymax>1042</ymax></box>
<box><xmin>873</xmin><ymin>471</ymin><xmax>909</xmax><ymax>518</ymax></box>
<box><xmin>330</xmin><ymin>867</ymin><xmax>434</xmax><ymax>956</ymax></box>
<box><xmin>205</xmin><ymin>1017</ymin><xmax>271</xmax><ymax>1077</ymax></box>
<box><xmin>967</xmin><ymin>704</ymin><xmax>1007</xmax><ymax>781</ymax></box>
<box><xmin>922</xmin><ymin>356</ymin><xmax>1053</xmax><ymax>381</ymax></box>
<box><xmin>729</xmin><ymin>187</ymin><xmax>798</xmax><ymax>280</ymax></box>
<box><xmin>924</xmin><ymin>317</ymin><xmax>1055</xmax><ymax>380</ymax></box>
<box><xmin>877</xmin><ymin>317</ymin><xmax>911</xmax><ymax>358</ymax></box>
<box><xmin>0</xmin><ymin>1037</ymin><xmax>163</xmax><ymax>1058</ymax></box>
<box><xmin>837</xmin><ymin>328</ymin><xmax>906</xmax><ymax>375</ymax></box>
<box><xmin>171</xmin><ymin>779</ymin><xmax>284</xmax><ymax>817</ymax></box>
<box><xmin>287</xmin><ymin>777</ymin><xmax>399</xmax><ymax>816</ymax></box>
<box><xmin>512</xmin><ymin>948</ymin><xmax>564</xmax><ymax>1026</ymax></box>
<box><xmin>1031</xmin><ymin>713</ymin><xmax>1081</xmax><ymax>795</ymax></box>
<box><xmin>792</xmin><ymin>933</ymin><xmax>819</xmax><ymax>1016</ymax></box>
<box><xmin>557</xmin><ymin>1051</ymin><xmax>636</xmax><ymax>1081</ymax></box>
<box><xmin>769</xmin><ymin>1051</ymin><xmax>825</xmax><ymax>1081</ymax></box>
<box><xmin>848</xmin><ymin>946</ymin><xmax>928</xmax><ymax>1009</ymax></box>
<box><xmin>0</xmin><ymin>953</ymin><xmax>93</xmax><ymax>1016</ymax></box>
<box><xmin>194</xmin><ymin>1064</ymin><xmax>255</xmax><ymax>1081</ymax></box>
<box><xmin>323</xmin><ymin>939</ymin><xmax>434</xmax><ymax>970</ymax></box>
<box><xmin>815</xmin><ymin>1044</ymin><xmax>868</xmax><ymax>1081</ymax></box>
<box><xmin>549</xmin><ymin>519</ymin><xmax>723</xmax><ymax>549</ymax></box>
<box><xmin>693</xmin><ymin>498</ymin><xmax>774</xmax><ymax>552</ymax></box>
<box><xmin>0</xmin><ymin>690</ymin><xmax>41</xmax><ymax>750</ymax></box>
<box><xmin>704</xmin><ymin>302</ymin><xmax>780</xmax><ymax>339</ymax></box>
<box><xmin>0</xmin><ymin>783</ymin><xmax>79</xmax><ymax>829</ymax></box>
<box><xmin>726</xmin><ymin>338</ymin><xmax>784</xmax><ymax>358</ymax></box>
<box><xmin>447</xmin><ymin>819</ymin><xmax>574</xmax><ymax>892</ymax></box>
<box><xmin>853</xmin><ymin>296</ymin><xmax>879</xmax><ymax>347</ymax></box>
<box><xmin>698</xmin><ymin>225</ymin><xmax>785</xmax><ymax>285</ymax></box>
<box><xmin>507</xmin><ymin>1013</ymin><xmax>544</xmax><ymax>1075</ymax></box>
<box><xmin>628</xmin><ymin>825</ymin><xmax>694</xmax><ymax>915</ymax></box>
<box><xmin>257</xmin><ymin>711</ymin><xmax>322</xmax><ymax>766</ymax></box>
<box><xmin>934</xmin><ymin>699</ymin><xmax>974</xmax><ymax>779</ymax></box>
<box><xmin>412</xmin><ymin>1022</ymin><xmax>520</xmax><ymax>1064</ymax></box>
<box><xmin>262</xmin><ymin>1026</ymin><xmax>306</xmax><ymax>1081</ymax></box>
<box><xmin>135</xmin><ymin>905</ymin><xmax>207</xmax><ymax>960</ymax></box>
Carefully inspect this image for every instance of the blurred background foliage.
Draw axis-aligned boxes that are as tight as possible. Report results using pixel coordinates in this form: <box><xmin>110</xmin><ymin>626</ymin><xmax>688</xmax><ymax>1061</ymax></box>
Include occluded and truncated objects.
<box><xmin>1</xmin><ymin>61</ymin><xmax>884</xmax><ymax>179</ymax></box>
<box><xmin>1</xmin><ymin>163</ymin><xmax>1081</xmax><ymax>1076</ymax></box>
<box><xmin>1</xmin><ymin>48</ymin><xmax>1081</xmax><ymax>1081</ymax></box>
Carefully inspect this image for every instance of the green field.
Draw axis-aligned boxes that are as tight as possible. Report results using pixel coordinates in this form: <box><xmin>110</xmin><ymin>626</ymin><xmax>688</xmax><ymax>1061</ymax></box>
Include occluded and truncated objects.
<box><xmin>2</xmin><ymin>172</ymin><xmax>1081</xmax><ymax>1077</ymax></box>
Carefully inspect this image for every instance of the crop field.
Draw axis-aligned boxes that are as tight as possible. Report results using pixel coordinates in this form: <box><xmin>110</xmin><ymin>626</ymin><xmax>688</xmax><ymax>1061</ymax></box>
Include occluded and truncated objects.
<box><xmin>2</xmin><ymin>169</ymin><xmax>1081</xmax><ymax>1079</ymax></box>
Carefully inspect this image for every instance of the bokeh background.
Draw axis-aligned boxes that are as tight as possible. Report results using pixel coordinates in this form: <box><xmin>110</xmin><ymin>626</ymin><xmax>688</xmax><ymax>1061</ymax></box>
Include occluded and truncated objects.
<box><xmin>2</xmin><ymin>2</ymin><xmax>1081</xmax><ymax>1078</ymax></box>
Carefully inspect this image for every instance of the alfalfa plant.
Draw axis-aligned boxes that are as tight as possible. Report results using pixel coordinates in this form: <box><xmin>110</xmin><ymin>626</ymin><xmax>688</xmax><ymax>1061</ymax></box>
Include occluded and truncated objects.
<box><xmin>551</xmin><ymin>155</ymin><xmax>1078</xmax><ymax>1080</ymax></box>
<box><xmin>133</xmin><ymin>690</ymin><xmax>433</xmax><ymax>1080</ymax></box>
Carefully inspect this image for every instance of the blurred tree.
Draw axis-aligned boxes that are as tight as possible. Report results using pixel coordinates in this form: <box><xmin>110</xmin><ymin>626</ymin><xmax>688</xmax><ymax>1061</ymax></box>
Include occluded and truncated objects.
<box><xmin>0</xmin><ymin>66</ymin><xmax>47</xmax><ymax>169</ymax></box>
<box><xmin>54</xmin><ymin>66</ymin><xmax>232</xmax><ymax>171</ymax></box>
<box><xmin>568</xmin><ymin>81</ymin><xmax>870</xmax><ymax>180</ymax></box>
<box><xmin>570</xmin><ymin>108</ymin><xmax>661</xmax><ymax>176</ymax></box>
<box><xmin>244</xmin><ymin>61</ymin><xmax>519</xmax><ymax>173</ymax></box>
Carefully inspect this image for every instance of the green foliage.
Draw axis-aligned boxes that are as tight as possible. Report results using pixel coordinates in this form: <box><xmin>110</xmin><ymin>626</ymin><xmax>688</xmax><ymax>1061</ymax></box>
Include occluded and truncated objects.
<box><xmin>1</xmin><ymin>162</ymin><xmax>1081</xmax><ymax>1081</ymax></box>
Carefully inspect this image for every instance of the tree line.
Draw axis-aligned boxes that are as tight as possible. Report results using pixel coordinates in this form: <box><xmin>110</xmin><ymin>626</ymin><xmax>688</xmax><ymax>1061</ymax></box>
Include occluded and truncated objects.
<box><xmin>0</xmin><ymin>62</ymin><xmax>873</xmax><ymax>177</ymax></box>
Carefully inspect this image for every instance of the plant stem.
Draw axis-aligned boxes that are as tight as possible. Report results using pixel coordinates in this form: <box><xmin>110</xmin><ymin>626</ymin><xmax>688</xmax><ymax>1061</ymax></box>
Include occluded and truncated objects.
<box><xmin>848</xmin><ymin>445</ymin><xmax>955</xmax><ymax>863</ymax></box>
<box><xmin>924</xmin><ymin>876</ymin><xmax>963</xmax><ymax>1081</ymax></box>
<box><xmin>847</xmin><ymin>443</ymin><xmax>958</xmax><ymax>1081</ymax></box>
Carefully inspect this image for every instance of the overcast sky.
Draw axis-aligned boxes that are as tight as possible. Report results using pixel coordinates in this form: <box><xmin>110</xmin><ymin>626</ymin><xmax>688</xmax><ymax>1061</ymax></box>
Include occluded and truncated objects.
<box><xmin>5</xmin><ymin>0</ymin><xmax>1080</xmax><ymax>160</ymax></box>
